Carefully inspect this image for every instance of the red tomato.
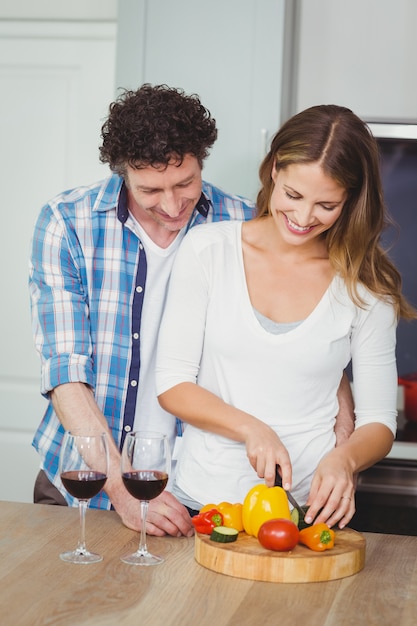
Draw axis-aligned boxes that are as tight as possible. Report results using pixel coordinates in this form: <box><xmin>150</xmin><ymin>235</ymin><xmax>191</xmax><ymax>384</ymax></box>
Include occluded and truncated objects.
<box><xmin>258</xmin><ymin>518</ymin><xmax>300</xmax><ymax>552</ymax></box>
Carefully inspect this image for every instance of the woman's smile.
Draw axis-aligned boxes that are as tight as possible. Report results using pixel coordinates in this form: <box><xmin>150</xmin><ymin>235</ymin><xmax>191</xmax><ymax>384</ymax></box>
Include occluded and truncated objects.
<box><xmin>283</xmin><ymin>213</ymin><xmax>316</xmax><ymax>234</ymax></box>
<box><xmin>270</xmin><ymin>162</ymin><xmax>347</xmax><ymax>245</ymax></box>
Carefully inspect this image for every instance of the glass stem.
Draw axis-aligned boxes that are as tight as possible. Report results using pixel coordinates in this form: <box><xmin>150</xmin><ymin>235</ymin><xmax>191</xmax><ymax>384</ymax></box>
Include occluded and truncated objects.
<box><xmin>139</xmin><ymin>500</ymin><xmax>149</xmax><ymax>555</ymax></box>
<box><xmin>77</xmin><ymin>499</ymin><xmax>88</xmax><ymax>554</ymax></box>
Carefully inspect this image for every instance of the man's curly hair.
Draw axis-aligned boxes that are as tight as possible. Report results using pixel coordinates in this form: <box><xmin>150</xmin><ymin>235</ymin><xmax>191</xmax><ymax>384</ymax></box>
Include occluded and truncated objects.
<box><xmin>99</xmin><ymin>84</ymin><xmax>218</xmax><ymax>176</ymax></box>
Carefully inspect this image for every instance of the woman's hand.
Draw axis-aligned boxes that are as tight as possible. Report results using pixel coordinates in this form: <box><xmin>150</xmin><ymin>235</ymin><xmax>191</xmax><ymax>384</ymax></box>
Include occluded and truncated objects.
<box><xmin>304</xmin><ymin>447</ymin><xmax>356</xmax><ymax>529</ymax></box>
<box><xmin>305</xmin><ymin>423</ymin><xmax>393</xmax><ymax>528</ymax></box>
<box><xmin>243</xmin><ymin>421</ymin><xmax>292</xmax><ymax>490</ymax></box>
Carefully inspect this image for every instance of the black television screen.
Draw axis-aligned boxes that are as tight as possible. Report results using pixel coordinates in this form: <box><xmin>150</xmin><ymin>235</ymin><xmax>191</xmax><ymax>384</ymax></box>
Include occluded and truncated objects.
<box><xmin>367</xmin><ymin>122</ymin><xmax>417</xmax><ymax>376</ymax></box>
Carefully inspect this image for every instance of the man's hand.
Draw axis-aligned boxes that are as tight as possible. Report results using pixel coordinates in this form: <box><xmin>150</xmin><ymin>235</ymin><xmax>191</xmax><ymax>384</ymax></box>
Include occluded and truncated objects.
<box><xmin>51</xmin><ymin>383</ymin><xmax>194</xmax><ymax>537</ymax></box>
<box><xmin>116</xmin><ymin>489</ymin><xmax>194</xmax><ymax>537</ymax></box>
<box><xmin>335</xmin><ymin>372</ymin><xmax>355</xmax><ymax>446</ymax></box>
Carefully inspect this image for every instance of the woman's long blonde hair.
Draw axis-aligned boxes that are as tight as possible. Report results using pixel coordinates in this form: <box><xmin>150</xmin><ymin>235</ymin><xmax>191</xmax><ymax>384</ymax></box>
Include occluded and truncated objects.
<box><xmin>257</xmin><ymin>104</ymin><xmax>416</xmax><ymax>320</ymax></box>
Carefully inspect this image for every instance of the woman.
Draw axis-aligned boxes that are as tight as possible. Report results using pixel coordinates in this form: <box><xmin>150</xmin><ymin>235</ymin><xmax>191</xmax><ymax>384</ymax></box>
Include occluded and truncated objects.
<box><xmin>155</xmin><ymin>105</ymin><xmax>416</xmax><ymax>529</ymax></box>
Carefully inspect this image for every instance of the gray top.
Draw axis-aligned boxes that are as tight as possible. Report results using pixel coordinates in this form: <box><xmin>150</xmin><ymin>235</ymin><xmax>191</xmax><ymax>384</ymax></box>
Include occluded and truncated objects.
<box><xmin>253</xmin><ymin>309</ymin><xmax>302</xmax><ymax>334</ymax></box>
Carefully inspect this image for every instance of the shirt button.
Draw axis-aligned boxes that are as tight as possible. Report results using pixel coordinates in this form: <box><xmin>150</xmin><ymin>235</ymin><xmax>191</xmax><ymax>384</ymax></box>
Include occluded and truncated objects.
<box><xmin>139</xmin><ymin>243</ymin><xmax>144</xmax><ymax>250</ymax></box>
<box><xmin>130</xmin><ymin>380</ymin><xmax>137</xmax><ymax>387</ymax></box>
<box><xmin>133</xmin><ymin>332</ymin><xmax>139</xmax><ymax>340</ymax></box>
<box><xmin>124</xmin><ymin>425</ymin><xmax>131</xmax><ymax>432</ymax></box>
<box><xmin>136</xmin><ymin>285</ymin><xmax>143</xmax><ymax>293</ymax></box>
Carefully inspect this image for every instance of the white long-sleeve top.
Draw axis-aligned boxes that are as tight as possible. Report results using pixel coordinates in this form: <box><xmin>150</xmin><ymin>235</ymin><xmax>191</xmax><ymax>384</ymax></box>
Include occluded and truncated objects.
<box><xmin>155</xmin><ymin>221</ymin><xmax>398</xmax><ymax>506</ymax></box>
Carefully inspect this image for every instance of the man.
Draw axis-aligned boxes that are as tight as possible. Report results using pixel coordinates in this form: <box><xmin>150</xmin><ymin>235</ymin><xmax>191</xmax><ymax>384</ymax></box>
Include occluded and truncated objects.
<box><xmin>30</xmin><ymin>84</ymin><xmax>354</xmax><ymax>537</ymax></box>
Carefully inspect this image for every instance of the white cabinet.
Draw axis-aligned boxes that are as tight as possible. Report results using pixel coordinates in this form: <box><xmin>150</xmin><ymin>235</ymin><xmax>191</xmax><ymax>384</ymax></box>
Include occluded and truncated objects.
<box><xmin>116</xmin><ymin>0</ymin><xmax>287</xmax><ymax>202</ymax></box>
<box><xmin>0</xmin><ymin>16</ymin><xmax>116</xmax><ymax>502</ymax></box>
<box><xmin>296</xmin><ymin>0</ymin><xmax>417</xmax><ymax>119</ymax></box>
<box><xmin>0</xmin><ymin>0</ymin><xmax>117</xmax><ymax>20</ymax></box>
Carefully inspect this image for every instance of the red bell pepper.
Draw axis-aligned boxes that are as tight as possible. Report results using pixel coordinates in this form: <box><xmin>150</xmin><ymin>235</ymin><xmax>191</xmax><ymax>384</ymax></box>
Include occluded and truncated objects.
<box><xmin>191</xmin><ymin>508</ymin><xmax>224</xmax><ymax>534</ymax></box>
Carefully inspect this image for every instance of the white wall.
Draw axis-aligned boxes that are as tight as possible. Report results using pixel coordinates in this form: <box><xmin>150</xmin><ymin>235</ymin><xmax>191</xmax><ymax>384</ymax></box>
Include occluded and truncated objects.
<box><xmin>0</xmin><ymin>0</ymin><xmax>117</xmax><ymax>21</ymax></box>
<box><xmin>295</xmin><ymin>0</ymin><xmax>417</xmax><ymax>119</ymax></box>
<box><xmin>115</xmin><ymin>0</ymin><xmax>417</xmax><ymax>200</ymax></box>
<box><xmin>116</xmin><ymin>0</ymin><xmax>288</xmax><ymax>202</ymax></box>
<box><xmin>0</xmin><ymin>2</ymin><xmax>117</xmax><ymax>502</ymax></box>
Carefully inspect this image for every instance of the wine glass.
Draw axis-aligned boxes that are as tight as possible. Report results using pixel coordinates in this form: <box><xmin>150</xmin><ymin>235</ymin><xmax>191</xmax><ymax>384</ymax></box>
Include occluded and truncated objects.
<box><xmin>120</xmin><ymin>431</ymin><xmax>171</xmax><ymax>566</ymax></box>
<box><xmin>59</xmin><ymin>431</ymin><xmax>109</xmax><ymax>564</ymax></box>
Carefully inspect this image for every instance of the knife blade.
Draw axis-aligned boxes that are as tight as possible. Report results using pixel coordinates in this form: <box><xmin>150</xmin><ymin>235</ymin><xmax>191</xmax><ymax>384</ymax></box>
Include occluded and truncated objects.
<box><xmin>274</xmin><ymin>465</ymin><xmax>305</xmax><ymax>519</ymax></box>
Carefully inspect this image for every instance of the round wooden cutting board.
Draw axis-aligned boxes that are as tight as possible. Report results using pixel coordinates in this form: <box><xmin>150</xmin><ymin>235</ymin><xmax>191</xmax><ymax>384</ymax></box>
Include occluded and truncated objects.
<box><xmin>195</xmin><ymin>528</ymin><xmax>366</xmax><ymax>583</ymax></box>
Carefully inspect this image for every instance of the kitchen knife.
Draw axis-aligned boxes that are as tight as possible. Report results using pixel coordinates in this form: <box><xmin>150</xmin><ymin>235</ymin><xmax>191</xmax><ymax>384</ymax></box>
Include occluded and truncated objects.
<box><xmin>274</xmin><ymin>465</ymin><xmax>305</xmax><ymax>519</ymax></box>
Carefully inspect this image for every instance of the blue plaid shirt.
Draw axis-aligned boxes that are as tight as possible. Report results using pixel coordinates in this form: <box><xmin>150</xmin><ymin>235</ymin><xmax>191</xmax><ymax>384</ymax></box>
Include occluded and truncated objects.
<box><xmin>29</xmin><ymin>173</ymin><xmax>255</xmax><ymax>508</ymax></box>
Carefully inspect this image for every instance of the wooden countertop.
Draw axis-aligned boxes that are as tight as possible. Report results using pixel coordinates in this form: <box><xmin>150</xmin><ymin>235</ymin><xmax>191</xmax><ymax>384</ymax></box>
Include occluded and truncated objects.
<box><xmin>1</xmin><ymin>501</ymin><xmax>416</xmax><ymax>626</ymax></box>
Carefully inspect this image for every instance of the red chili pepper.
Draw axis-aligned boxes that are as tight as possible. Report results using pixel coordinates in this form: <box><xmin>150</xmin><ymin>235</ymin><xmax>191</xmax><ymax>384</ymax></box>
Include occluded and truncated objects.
<box><xmin>191</xmin><ymin>508</ymin><xmax>224</xmax><ymax>534</ymax></box>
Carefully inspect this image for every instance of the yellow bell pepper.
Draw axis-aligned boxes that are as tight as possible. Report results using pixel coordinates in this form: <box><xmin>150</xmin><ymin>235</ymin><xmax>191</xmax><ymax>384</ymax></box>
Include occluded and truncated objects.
<box><xmin>242</xmin><ymin>484</ymin><xmax>291</xmax><ymax>537</ymax></box>
<box><xmin>200</xmin><ymin>502</ymin><xmax>244</xmax><ymax>532</ymax></box>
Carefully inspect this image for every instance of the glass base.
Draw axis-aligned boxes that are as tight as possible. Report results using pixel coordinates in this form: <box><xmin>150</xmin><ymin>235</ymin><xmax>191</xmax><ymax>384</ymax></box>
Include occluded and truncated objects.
<box><xmin>120</xmin><ymin>549</ymin><xmax>164</xmax><ymax>566</ymax></box>
<box><xmin>60</xmin><ymin>548</ymin><xmax>103</xmax><ymax>564</ymax></box>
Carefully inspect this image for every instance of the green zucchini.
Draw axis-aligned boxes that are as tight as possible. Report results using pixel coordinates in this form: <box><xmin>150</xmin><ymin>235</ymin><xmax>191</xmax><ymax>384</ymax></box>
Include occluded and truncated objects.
<box><xmin>210</xmin><ymin>526</ymin><xmax>239</xmax><ymax>543</ymax></box>
<box><xmin>295</xmin><ymin>505</ymin><xmax>324</xmax><ymax>530</ymax></box>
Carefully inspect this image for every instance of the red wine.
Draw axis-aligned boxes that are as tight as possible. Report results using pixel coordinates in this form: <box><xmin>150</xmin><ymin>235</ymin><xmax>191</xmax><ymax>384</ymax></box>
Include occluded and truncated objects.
<box><xmin>61</xmin><ymin>470</ymin><xmax>107</xmax><ymax>500</ymax></box>
<box><xmin>122</xmin><ymin>470</ymin><xmax>168</xmax><ymax>500</ymax></box>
